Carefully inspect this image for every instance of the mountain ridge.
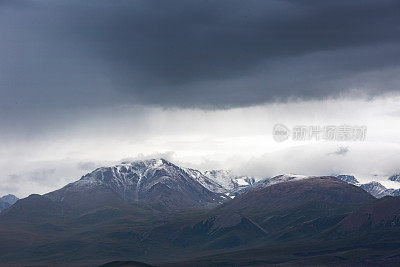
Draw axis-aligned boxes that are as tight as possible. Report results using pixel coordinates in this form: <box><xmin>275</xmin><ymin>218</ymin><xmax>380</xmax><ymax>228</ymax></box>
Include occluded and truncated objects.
<box><xmin>45</xmin><ymin>158</ymin><xmax>227</xmax><ymax>210</ymax></box>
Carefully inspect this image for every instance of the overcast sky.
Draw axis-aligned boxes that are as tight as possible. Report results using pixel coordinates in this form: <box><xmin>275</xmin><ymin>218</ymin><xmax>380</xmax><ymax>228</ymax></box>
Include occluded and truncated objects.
<box><xmin>1</xmin><ymin>0</ymin><xmax>400</xmax><ymax>197</ymax></box>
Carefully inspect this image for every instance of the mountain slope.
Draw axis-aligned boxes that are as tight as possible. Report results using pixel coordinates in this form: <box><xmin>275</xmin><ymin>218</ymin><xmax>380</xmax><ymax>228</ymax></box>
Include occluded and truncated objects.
<box><xmin>0</xmin><ymin>194</ymin><xmax>61</xmax><ymax>224</ymax></box>
<box><xmin>337</xmin><ymin>196</ymin><xmax>400</xmax><ymax>232</ymax></box>
<box><xmin>0</xmin><ymin>194</ymin><xmax>19</xmax><ymax>213</ymax></box>
<box><xmin>172</xmin><ymin>212</ymin><xmax>268</xmax><ymax>250</ymax></box>
<box><xmin>336</xmin><ymin>174</ymin><xmax>359</xmax><ymax>185</ymax></box>
<box><xmin>0</xmin><ymin>201</ymin><xmax>11</xmax><ymax>213</ymax></box>
<box><xmin>360</xmin><ymin>181</ymin><xmax>400</xmax><ymax>198</ymax></box>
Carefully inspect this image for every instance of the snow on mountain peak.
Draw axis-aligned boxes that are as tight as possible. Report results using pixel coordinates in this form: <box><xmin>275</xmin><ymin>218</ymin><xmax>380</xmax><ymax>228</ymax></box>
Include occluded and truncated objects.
<box><xmin>183</xmin><ymin>168</ymin><xmax>227</xmax><ymax>193</ymax></box>
<box><xmin>73</xmin><ymin>158</ymin><xmax>182</xmax><ymax>193</ymax></box>
<box><xmin>388</xmin><ymin>174</ymin><xmax>400</xmax><ymax>182</ymax></box>
<box><xmin>336</xmin><ymin>175</ymin><xmax>359</xmax><ymax>185</ymax></box>
<box><xmin>359</xmin><ymin>181</ymin><xmax>400</xmax><ymax>198</ymax></box>
<box><xmin>333</xmin><ymin>175</ymin><xmax>400</xmax><ymax>198</ymax></box>
<box><xmin>203</xmin><ymin>170</ymin><xmax>257</xmax><ymax>192</ymax></box>
<box><xmin>119</xmin><ymin>158</ymin><xmax>165</xmax><ymax>168</ymax></box>
<box><xmin>253</xmin><ymin>174</ymin><xmax>310</xmax><ymax>190</ymax></box>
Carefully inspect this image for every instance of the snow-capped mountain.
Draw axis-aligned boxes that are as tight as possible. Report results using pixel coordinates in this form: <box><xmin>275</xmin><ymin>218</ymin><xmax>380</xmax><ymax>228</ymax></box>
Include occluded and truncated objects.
<box><xmin>336</xmin><ymin>175</ymin><xmax>359</xmax><ymax>185</ymax></box>
<box><xmin>47</xmin><ymin>158</ymin><xmax>227</xmax><ymax>210</ymax></box>
<box><xmin>360</xmin><ymin>181</ymin><xmax>400</xmax><ymax>198</ymax></box>
<box><xmin>388</xmin><ymin>174</ymin><xmax>400</xmax><ymax>182</ymax></box>
<box><xmin>203</xmin><ymin>170</ymin><xmax>257</xmax><ymax>193</ymax></box>
<box><xmin>0</xmin><ymin>194</ymin><xmax>19</xmax><ymax>212</ymax></box>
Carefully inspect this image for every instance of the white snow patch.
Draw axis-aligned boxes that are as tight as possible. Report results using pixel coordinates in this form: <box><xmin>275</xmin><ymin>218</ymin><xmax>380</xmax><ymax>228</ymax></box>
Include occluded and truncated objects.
<box><xmin>236</xmin><ymin>178</ymin><xmax>249</xmax><ymax>186</ymax></box>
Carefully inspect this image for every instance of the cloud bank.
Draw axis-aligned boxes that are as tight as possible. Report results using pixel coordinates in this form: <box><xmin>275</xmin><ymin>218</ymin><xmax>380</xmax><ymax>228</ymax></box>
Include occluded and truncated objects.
<box><xmin>1</xmin><ymin>0</ymin><xmax>400</xmax><ymax>114</ymax></box>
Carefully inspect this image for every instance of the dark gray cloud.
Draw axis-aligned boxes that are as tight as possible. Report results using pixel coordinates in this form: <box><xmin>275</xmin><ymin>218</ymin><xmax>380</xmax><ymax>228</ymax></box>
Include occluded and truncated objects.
<box><xmin>1</xmin><ymin>0</ymin><xmax>400</xmax><ymax>112</ymax></box>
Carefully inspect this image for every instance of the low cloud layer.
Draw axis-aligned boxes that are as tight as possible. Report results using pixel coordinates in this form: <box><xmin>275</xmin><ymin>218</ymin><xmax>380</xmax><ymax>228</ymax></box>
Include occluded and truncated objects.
<box><xmin>1</xmin><ymin>97</ymin><xmax>400</xmax><ymax>197</ymax></box>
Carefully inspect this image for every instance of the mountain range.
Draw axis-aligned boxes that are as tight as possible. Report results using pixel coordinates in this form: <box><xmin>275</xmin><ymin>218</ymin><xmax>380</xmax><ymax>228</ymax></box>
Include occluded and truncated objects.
<box><xmin>0</xmin><ymin>159</ymin><xmax>400</xmax><ymax>266</ymax></box>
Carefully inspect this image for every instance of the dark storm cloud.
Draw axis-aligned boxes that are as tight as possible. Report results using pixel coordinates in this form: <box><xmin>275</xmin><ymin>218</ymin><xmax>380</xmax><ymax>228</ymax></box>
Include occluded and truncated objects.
<box><xmin>1</xmin><ymin>0</ymin><xmax>400</xmax><ymax>110</ymax></box>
